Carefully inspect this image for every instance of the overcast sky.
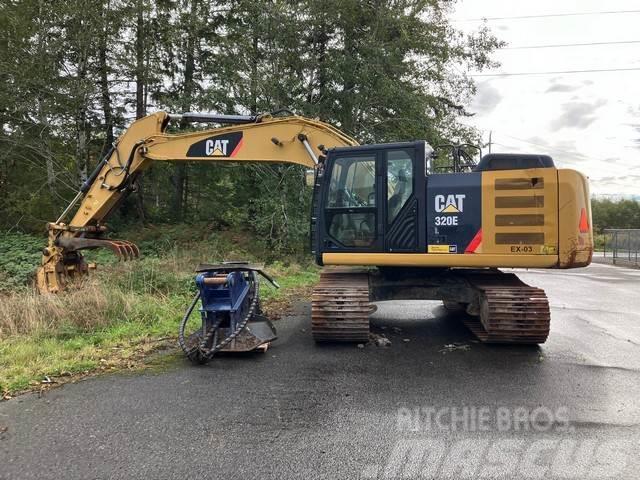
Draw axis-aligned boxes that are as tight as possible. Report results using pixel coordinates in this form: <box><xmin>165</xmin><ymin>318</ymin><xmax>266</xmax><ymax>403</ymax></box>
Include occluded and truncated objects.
<box><xmin>453</xmin><ymin>0</ymin><xmax>640</xmax><ymax>196</ymax></box>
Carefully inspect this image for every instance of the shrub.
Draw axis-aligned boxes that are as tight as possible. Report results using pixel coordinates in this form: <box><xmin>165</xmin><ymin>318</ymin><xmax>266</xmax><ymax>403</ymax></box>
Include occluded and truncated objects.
<box><xmin>0</xmin><ymin>232</ymin><xmax>43</xmax><ymax>291</ymax></box>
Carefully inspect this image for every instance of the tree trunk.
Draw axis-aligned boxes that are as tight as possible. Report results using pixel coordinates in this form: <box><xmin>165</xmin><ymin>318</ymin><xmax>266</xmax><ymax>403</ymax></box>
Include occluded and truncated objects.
<box><xmin>250</xmin><ymin>32</ymin><xmax>258</xmax><ymax>114</ymax></box>
<box><xmin>307</xmin><ymin>6</ymin><xmax>328</xmax><ymax>109</ymax></box>
<box><xmin>37</xmin><ymin>97</ymin><xmax>55</xmax><ymax>193</ymax></box>
<box><xmin>98</xmin><ymin>8</ymin><xmax>114</xmax><ymax>157</ymax></box>
<box><xmin>76</xmin><ymin>108</ymin><xmax>88</xmax><ymax>183</ymax></box>
<box><xmin>340</xmin><ymin>24</ymin><xmax>356</xmax><ymax>135</ymax></box>
<box><xmin>172</xmin><ymin>0</ymin><xmax>198</xmax><ymax>221</ymax></box>
<box><xmin>76</xmin><ymin>54</ymin><xmax>89</xmax><ymax>183</ymax></box>
<box><xmin>133</xmin><ymin>0</ymin><xmax>147</xmax><ymax>221</ymax></box>
<box><xmin>35</xmin><ymin>4</ymin><xmax>55</xmax><ymax>193</ymax></box>
<box><xmin>135</xmin><ymin>0</ymin><xmax>146</xmax><ymax>120</ymax></box>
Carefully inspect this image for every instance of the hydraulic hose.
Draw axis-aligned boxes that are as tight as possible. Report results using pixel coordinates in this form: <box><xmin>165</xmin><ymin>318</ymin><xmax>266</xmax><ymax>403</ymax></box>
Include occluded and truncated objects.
<box><xmin>179</xmin><ymin>271</ymin><xmax>260</xmax><ymax>364</ymax></box>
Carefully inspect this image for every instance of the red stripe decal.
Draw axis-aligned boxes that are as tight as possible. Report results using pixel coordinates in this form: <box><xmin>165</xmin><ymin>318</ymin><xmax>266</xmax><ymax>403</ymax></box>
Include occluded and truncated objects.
<box><xmin>230</xmin><ymin>138</ymin><xmax>244</xmax><ymax>157</ymax></box>
<box><xmin>465</xmin><ymin>228</ymin><xmax>482</xmax><ymax>253</ymax></box>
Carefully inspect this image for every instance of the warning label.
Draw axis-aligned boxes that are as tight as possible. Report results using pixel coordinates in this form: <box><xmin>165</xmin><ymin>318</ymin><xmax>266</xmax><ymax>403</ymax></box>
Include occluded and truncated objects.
<box><xmin>428</xmin><ymin>245</ymin><xmax>457</xmax><ymax>254</ymax></box>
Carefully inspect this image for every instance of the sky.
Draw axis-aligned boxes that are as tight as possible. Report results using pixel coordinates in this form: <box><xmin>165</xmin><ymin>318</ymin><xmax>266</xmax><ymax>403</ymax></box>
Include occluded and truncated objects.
<box><xmin>452</xmin><ymin>0</ymin><xmax>640</xmax><ymax>197</ymax></box>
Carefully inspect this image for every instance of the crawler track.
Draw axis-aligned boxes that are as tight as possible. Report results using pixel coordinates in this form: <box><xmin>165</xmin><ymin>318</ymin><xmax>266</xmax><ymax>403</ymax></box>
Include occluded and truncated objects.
<box><xmin>462</xmin><ymin>271</ymin><xmax>550</xmax><ymax>344</ymax></box>
<box><xmin>311</xmin><ymin>268</ymin><xmax>372</xmax><ymax>342</ymax></box>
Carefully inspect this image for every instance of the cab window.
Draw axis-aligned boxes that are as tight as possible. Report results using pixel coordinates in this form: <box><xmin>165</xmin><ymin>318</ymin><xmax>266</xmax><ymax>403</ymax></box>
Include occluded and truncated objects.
<box><xmin>386</xmin><ymin>149</ymin><xmax>414</xmax><ymax>223</ymax></box>
<box><xmin>326</xmin><ymin>154</ymin><xmax>376</xmax><ymax>247</ymax></box>
<box><xmin>328</xmin><ymin>155</ymin><xmax>376</xmax><ymax>207</ymax></box>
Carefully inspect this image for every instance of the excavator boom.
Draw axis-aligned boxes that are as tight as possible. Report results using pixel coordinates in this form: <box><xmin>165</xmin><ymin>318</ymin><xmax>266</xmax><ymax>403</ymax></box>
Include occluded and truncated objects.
<box><xmin>37</xmin><ymin>111</ymin><xmax>357</xmax><ymax>293</ymax></box>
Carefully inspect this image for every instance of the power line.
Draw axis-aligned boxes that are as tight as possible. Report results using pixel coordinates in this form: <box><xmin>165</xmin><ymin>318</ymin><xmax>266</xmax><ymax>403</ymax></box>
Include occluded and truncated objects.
<box><xmin>498</xmin><ymin>130</ymin><xmax>637</xmax><ymax>151</ymax></box>
<box><xmin>456</xmin><ymin>10</ymin><xmax>640</xmax><ymax>22</ymax></box>
<box><xmin>492</xmin><ymin>140</ymin><xmax>577</xmax><ymax>158</ymax></box>
<box><xmin>479</xmin><ymin>129</ymin><xmax>599</xmax><ymax>162</ymax></box>
<box><xmin>492</xmin><ymin>142</ymin><xmax>527</xmax><ymax>151</ymax></box>
<box><xmin>490</xmin><ymin>141</ymin><xmax>593</xmax><ymax>164</ymax></box>
<box><xmin>504</xmin><ymin>40</ymin><xmax>640</xmax><ymax>50</ymax></box>
<box><xmin>498</xmin><ymin>134</ymin><xmax>588</xmax><ymax>159</ymax></box>
<box><xmin>472</xmin><ymin>67</ymin><xmax>640</xmax><ymax>77</ymax></box>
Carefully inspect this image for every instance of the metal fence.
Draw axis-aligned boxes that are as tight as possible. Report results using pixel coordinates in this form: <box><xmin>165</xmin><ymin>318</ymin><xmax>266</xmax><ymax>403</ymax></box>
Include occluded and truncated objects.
<box><xmin>603</xmin><ymin>229</ymin><xmax>640</xmax><ymax>266</ymax></box>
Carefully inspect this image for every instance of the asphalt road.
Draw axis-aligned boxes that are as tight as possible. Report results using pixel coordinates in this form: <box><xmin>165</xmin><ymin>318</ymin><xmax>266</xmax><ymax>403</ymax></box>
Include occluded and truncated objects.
<box><xmin>1</xmin><ymin>262</ymin><xmax>639</xmax><ymax>479</ymax></box>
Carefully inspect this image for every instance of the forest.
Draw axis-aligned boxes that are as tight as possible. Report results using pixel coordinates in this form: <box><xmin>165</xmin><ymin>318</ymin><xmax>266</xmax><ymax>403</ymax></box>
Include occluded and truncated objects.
<box><xmin>0</xmin><ymin>0</ymin><xmax>503</xmax><ymax>254</ymax></box>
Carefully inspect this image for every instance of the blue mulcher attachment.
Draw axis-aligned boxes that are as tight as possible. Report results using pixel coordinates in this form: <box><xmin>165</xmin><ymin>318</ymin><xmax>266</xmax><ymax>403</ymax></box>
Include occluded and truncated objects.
<box><xmin>178</xmin><ymin>262</ymin><xmax>279</xmax><ymax>364</ymax></box>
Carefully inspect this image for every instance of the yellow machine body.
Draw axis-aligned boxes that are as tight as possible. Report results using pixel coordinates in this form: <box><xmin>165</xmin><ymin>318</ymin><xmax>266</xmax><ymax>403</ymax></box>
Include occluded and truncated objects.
<box><xmin>36</xmin><ymin>110</ymin><xmax>593</xmax><ymax>295</ymax></box>
<box><xmin>323</xmin><ymin>167</ymin><xmax>592</xmax><ymax>269</ymax></box>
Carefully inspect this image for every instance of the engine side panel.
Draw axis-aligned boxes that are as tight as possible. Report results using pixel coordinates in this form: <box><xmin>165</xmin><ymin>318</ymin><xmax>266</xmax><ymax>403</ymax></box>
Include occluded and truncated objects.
<box><xmin>480</xmin><ymin>168</ymin><xmax>559</xmax><ymax>256</ymax></box>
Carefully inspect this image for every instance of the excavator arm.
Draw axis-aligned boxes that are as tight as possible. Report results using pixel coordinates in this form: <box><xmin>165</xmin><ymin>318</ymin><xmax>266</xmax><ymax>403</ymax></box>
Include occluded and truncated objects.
<box><xmin>37</xmin><ymin>111</ymin><xmax>358</xmax><ymax>293</ymax></box>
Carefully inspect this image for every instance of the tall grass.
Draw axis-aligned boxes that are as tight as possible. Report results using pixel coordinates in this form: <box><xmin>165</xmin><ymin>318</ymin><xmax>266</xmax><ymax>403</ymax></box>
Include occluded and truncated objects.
<box><xmin>0</xmin><ymin>227</ymin><xmax>319</xmax><ymax>394</ymax></box>
<box><xmin>0</xmin><ymin>258</ymin><xmax>195</xmax><ymax>338</ymax></box>
<box><xmin>0</xmin><ymin>282</ymin><xmax>115</xmax><ymax>336</ymax></box>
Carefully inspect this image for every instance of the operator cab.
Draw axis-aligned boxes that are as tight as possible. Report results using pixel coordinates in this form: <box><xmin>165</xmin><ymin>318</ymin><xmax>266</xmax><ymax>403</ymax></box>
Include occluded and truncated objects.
<box><xmin>312</xmin><ymin>142</ymin><xmax>559</xmax><ymax>265</ymax></box>
<box><xmin>312</xmin><ymin>141</ymin><xmax>429</xmax><ymax>262</ymax></box>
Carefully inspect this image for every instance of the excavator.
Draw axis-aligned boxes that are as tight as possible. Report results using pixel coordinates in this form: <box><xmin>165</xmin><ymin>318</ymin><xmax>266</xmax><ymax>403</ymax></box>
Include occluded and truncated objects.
<box><xmin>36</xmin><ymin>110</ymin><xmax>593</xmax><ymax>352</ymax></box>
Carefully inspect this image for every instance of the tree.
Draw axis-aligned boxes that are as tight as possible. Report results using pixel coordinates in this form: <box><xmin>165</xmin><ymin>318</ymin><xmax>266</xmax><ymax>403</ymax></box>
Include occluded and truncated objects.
<box><xmin>592</xmin><ymin>198</ymin><xmax>640</xmax><ymax>232</ymax></box>
<box><xmin>0</xmin><ymin>0</ymin><xmax>504</xmax><ymax>254</ymax></box>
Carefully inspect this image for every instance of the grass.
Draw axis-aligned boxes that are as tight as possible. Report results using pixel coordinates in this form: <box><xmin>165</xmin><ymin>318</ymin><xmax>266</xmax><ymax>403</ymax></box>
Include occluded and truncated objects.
<box><xmin>0</xmin><ymin>225</ymin><xmax>318</xmax><ymax>397</ymax></box>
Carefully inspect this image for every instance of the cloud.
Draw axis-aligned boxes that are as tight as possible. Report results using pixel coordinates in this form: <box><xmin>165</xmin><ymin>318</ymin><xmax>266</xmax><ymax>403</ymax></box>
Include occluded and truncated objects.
<box><xmin>626</xmin><ymin>106</ymin><xmax>640</xmax><ymax>117</ymax></box>
<box><xmin>519</xmin><ymin>136</ymin><xmax>589</xmax><ymax>165</ymax></box>
<box><xmin>633</xmin><ymin>125</ymin><xmax>640</xmax><ymax>147</ymax></box>
<box><xmin>471</xmin><ymin>81</ymin><xmax>502</xmax><ymax>114</ymax></box>
<box><xmin>624</xmin><ymin>108</ymin><xmax>640</xmax><ymax>147</ymax></box>
<box><xmin>546</xmin><ymin>83</ymin><xmax>581</xmax><ymax>93</ymax></box>
<box><xmin>592</xmin><ymin>175</ymin><xmax>640</xmax><ymax>187</ymax></box>
<box><xmin>550</xmin><ymin>99</ymin><xmax>607</xmax><ymax>130</ymax></box>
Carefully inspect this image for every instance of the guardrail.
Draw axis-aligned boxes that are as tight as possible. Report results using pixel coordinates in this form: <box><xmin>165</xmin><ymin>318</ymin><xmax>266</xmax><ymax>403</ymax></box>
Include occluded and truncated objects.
<box><xmin>603</xmin><ymin>229</ymin><xmax>640</xmax><ymax>266</ymax></box>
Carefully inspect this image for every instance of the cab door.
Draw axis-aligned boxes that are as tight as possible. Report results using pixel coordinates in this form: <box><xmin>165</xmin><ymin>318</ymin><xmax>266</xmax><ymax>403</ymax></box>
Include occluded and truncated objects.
<box><xmin>383</xmin><ymin>147</ymin><xmax>423</xmax><ymax>252</ymax></box>
<box><xmin>317</xmin><ymin>143</ymin><xmax>425</xmax><ymax>256</ymax></box>
<box><xmin>321</xmin><ymin>151</ymin><xmax>383</xmax><ymax>252</ymax></box>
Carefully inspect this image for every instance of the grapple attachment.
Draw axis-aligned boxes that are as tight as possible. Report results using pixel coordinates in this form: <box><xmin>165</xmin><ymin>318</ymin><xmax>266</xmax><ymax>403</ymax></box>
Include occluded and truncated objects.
<box><xmin>36</xmin><ymin>226</ymin><xmax>140</xmax><ymax>294</ymax></box>
<box><xmin>57</xmin><ymin>237</ymin><xmax>140</xmax><ymax>261</ymax></box>
<box><xmin>178</xmin><ymin>263</ymin><xmax>278</xmax><ymax>364</ymax></box>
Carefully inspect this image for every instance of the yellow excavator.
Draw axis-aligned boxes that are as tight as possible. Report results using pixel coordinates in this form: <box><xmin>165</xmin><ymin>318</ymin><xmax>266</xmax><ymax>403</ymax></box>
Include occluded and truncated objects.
<box><xmin>37</xmin><ymin>110</ymin><xmax>593</xmax><ymax>346</ymax></box>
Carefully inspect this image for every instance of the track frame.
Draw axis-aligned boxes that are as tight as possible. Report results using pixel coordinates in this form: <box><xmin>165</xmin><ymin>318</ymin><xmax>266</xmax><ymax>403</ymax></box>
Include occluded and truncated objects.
<box><xmin>311</xmin><ymin>267</ymin><xmax>550</xmax><ymax>344</ymax></box>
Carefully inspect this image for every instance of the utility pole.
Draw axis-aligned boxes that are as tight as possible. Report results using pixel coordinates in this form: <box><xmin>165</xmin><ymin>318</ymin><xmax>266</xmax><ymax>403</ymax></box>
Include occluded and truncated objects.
<box><xmin>488</xmin><ymin>130</ymin><xmax>492</xmax><ymax>154</ymax></box>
